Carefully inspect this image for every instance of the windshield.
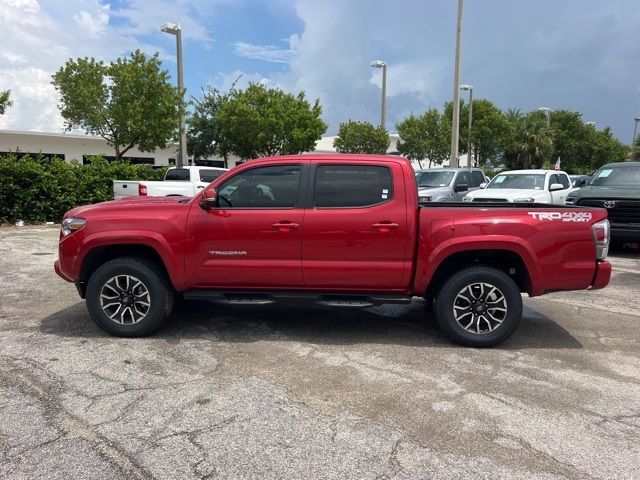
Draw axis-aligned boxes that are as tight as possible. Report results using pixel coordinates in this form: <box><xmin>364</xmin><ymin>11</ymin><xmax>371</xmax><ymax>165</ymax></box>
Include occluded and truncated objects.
<box><xmin>415</xmin><ymin>171</ymin><xmax>454</xmax><ymax>188</ymax></box>
<box><xmin>589</xmin><ymin>165</ymin><xmax>640</xmax><ymax>187</ymax></box>
<box><xmin>164</xmin><ymin>168</ymin><xmax>190</xmax><ymax>181</ymax></box>
<box><xmin>487</xmin><ymin>173</ymin><xmax>546</xmax><ymax>190</ymax></box>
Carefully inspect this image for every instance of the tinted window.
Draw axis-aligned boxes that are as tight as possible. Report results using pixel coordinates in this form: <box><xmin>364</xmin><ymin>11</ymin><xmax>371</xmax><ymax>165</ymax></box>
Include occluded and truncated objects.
<box><xmin>217</xmin><ymin>165</ymin><xmax>301</xmax><ymax>208</ymax></box>
<box><xmin>315</xmin><ymin>165</ymin><xmax>393</xmax><ymax>208</ymax></box>
<box><xmin>165</xmin><ymin>168</ymin><xmax>190</xmax><ymax>181</ymax></box>
<box><xmin>455</xmin><ymin>171</ymin><xmax>470</xmax><ymax>186</ymax></box>
<box><xmin>416</xmin><ymin>171</ymin><xmax>454</xmax><ymax>187</ymax></box>
<box><xmin>199</xmin><ymin>169</ymin><xmax>224</xmax><ymax>183</ymax></box>
<box><xmin>590</xmin><ymin>165</ymin><xmax>640</xmax><ymax>186</ymax></box>
<box><xmin>470</xmin><ymin>171</ymin><xmax>485</xmax><ymax>187</ymax></box>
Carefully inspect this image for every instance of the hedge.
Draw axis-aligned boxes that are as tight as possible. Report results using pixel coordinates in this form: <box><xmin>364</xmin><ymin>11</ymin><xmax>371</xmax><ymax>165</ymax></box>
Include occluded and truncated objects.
<box><xmin>0</xmin><ymin>155</ymin><xmax>167</xmax><ymax>224</ymax></box>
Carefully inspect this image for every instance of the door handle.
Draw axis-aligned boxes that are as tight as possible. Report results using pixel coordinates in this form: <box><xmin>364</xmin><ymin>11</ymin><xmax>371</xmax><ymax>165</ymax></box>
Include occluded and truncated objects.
<box><xmin>272</xmin><ymin>221</ymin><xmax>299</xmax><ymax>232</ymax></box>
<box><xmin>371</xmin><ymin>222</ymin><xmax>400</xmax><ymax>232</ymax></box>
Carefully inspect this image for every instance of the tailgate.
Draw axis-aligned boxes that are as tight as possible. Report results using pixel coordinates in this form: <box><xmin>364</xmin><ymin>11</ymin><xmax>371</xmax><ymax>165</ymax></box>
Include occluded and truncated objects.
<box><xmin>113</xmin><ymin>181</ymin><xmax>140</xmax><ymax>199</ymax></box>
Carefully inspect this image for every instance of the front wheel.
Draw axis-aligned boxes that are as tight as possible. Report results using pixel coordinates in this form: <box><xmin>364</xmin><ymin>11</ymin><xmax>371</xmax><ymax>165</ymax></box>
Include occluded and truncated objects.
<box><xmin>86</xmin><ymin>257</ymin><xmax>174</xmax><ymax>337</ymax></box>
<box><xmin>435</xmin><ymin>266</ymin><xmax>522</xmax><ymax>347</ymax></box>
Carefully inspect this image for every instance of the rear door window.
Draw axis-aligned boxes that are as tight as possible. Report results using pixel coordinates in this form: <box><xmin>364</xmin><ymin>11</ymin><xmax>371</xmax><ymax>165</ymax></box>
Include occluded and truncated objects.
<box><xmin>199</xmin><ymin>169</ymin><xmax>224</xmax><ymax>183</ymax></box>
<box><xmin>165</xmin><ymin>168</ymin><xmax>190</xmax><ymax>181</ymax></box>
<box><xmin>314</xmin><ymin>165</ymin><xmax>393</xmax><ymax>208</ymax></box>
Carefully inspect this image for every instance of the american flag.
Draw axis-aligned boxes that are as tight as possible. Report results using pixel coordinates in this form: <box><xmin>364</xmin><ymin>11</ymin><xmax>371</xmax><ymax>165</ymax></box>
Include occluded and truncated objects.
<box><xmin>554</xmin><ymin>157</ymin><xmax>561</xmax><ymax>171</ymax></box>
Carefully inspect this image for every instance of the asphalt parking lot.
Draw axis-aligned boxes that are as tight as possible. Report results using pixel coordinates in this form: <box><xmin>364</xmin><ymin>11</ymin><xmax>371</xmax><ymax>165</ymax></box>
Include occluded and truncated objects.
<box><xmin>0</xmin><ymin>225</ymin><xmax>639</xmax><ymax>479</ymax></box>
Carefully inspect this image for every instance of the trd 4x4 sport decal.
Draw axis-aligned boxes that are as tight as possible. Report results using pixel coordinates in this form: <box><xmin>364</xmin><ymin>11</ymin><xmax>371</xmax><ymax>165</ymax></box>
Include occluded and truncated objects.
<box><xmin>527</xmin><ymin>211</ymin><xmax>593</xmax><ymax>222</ymax></box>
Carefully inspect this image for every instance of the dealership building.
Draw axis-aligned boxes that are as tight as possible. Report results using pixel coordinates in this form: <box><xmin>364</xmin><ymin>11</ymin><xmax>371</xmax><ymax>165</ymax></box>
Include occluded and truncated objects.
<box><xmin>0</xmin><ymin>129</ymin><xmax>468</xmax><ymax>168</ymax></box>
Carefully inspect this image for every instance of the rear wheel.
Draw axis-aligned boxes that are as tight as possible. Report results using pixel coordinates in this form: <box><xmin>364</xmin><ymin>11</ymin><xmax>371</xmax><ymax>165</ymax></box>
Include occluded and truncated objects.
<box><xmin>86</xmin><ymin>257</ymin><xmax>173</xmax><ymax>337</ymax></box>
<box><xmin>435</xmin><ymin>266</ymin><xmax>522</xmax><ymax>347</ymax></box>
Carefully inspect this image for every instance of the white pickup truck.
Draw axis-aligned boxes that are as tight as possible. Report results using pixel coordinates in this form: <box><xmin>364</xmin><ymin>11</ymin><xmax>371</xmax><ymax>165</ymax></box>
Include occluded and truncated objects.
<box><xmin>462</xmin><ymin>169</ymin><xmax>577</xmax><ymax>204</ymax></box>
<box><xmin>113</xmin><ymin>166</ymin><xmax>228</xmax><ymax>199</ymax></box>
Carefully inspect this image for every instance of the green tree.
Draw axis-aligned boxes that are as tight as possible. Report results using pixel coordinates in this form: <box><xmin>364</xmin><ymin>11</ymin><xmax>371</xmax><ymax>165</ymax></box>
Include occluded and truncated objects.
<box><xmin>333</xmin><ymin>120</ymin><xmax>389</xmax><ymax>154</ymax></box>
<box><xmin>187</xmin><ymin>87</ymin><xmax>232</xmax><ymax>167</ymax></box>
<box><xmin>215</xmin><ymin>83</ymin><xmax>327</xmax><ymax>160</ymax></box>
<box><xmin>467</xmin><ymin>100</ymin><xmax>510</xmax><ymax>166</ymax></box>
<box><xmin>503</xmin><ymin>111</ymin><xmax>553</xmax><ymax>169</ymax></box>
<box><xmin>632</xmin><ymin>136</ymin><xmax>640</xmax><ymax>161</ymax></box>
<box><xmin>548</xmin><ymin>110</ymin><xmax>595</xmax><ymax>173</ymax></box>
<box><xmin>589</xmin><ymin>127</ymin><xmax>630</xmax><ymax>171</ymax></box>
<box><xmin>395</xmin><ymin>108</ymin><xmax>448</xmax><ymax>167</ymax></box>
<box><xmin>51</xmin><ymin>50</ymin><xmax>180</xmax><ymax>161</ymax></box>
<box><xmin>0</xmin><ymin>89</ymin><xmax>12</xmax><ymax>115</ymax></box>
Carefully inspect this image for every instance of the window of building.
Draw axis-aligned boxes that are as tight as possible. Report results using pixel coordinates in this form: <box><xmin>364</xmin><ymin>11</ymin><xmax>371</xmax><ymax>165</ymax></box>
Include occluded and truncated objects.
<box><xmin>82</xmin><ymin>155</ymin><xmax>154</xmax><ymax>165</ymax></box>
<box><xmin>314</xmin><ymin>165</ymin><xmax>393</xmax><ymax>208</ymax></box>
<box><xmin>0</xmin><ymin>152</ymin><xmax>65</xmax><ymax>161</ymax></box>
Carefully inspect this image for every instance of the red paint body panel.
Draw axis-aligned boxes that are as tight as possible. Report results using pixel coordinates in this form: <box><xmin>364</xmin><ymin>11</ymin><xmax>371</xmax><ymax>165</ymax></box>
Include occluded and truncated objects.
<box><xmin>55</xmin><ymin>154</ymin><xmax>611</xmax><ymax>298</ymax></box>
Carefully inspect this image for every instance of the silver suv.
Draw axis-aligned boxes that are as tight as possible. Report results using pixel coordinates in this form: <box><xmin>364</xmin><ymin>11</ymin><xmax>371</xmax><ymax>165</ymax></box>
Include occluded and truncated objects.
<box><xmin>416</xmin><ymin>168</ymin><xmax>489</xmax><ymax>202</ymax></box>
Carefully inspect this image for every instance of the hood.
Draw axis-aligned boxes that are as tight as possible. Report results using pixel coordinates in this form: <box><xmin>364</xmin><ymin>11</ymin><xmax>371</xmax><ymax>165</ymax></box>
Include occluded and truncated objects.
<box><xmin>65</xmin><ymin>195</ymin><xmax>190</xmax><ymax>218</ymax></box>
<box><xmin>572</xmin><ymin>185</ymin><xmax>640</xmax><ymax>200</ymax></box>
<box><xmin>468</xmin><ymin>188</ymin><xmax>547</xmax><ymax>200</ymax></box>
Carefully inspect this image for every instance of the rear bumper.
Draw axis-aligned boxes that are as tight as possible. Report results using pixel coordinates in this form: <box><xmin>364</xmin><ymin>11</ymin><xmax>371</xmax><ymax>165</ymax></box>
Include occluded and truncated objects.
<box><xmin>589</xmin><ymin>260</ymin><xmax>611</xmax><ymax>290</ymax></box>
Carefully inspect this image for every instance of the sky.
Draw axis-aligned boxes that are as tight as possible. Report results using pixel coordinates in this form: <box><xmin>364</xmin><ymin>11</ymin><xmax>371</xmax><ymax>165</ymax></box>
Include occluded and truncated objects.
<box><xmin>0</xmin><ymin>0</ymin><xmax>639</xmax><ymax>142</ymax></box>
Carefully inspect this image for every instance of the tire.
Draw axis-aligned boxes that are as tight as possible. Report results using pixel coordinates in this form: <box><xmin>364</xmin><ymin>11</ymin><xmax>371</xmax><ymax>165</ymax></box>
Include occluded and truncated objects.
<box><xmin>434</xmin><ymin>266</ymin><xmax>522</xmax><ymax>347</ymax></box>
<box><xmin>86</xmin><ymin>257</ymin><xmax>174</xmax><ymax>337</ymax></box>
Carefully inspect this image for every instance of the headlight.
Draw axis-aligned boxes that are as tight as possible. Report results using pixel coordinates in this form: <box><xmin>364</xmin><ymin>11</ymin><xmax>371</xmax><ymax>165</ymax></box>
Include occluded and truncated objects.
<box><xmin>513</xmin><ymin>197</ymin><xmax>536</xmax><ymax>203</ymax></box>
<box><xmin>61</xmin><ymin>217</ymin><xmax>86</xmax><ymax>236</ymax></box>
<box><xmin>565</xmin><ymin>195</ymin><xmax>577</xmax><ymax>205</ymax></box>
<box><xmin>462</xmin><ymin>196</ymin><xmax>472</xmax><ymax>202</ymax></box>
<box><xmin>419</xmin><ymin>195</ymin><xmax>432</xmax><ymax>202</ymax></box>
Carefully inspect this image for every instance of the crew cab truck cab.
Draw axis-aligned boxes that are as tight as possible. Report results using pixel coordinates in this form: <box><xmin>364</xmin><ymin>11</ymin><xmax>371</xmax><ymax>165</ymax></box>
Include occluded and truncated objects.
<box><xmin>55</xmin><ymin>154</ymin><xmax>612</xmax><ymax>347</ymax></box>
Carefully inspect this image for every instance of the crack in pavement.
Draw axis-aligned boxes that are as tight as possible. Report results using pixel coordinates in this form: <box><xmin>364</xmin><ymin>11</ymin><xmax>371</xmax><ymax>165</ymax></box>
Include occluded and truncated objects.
<box><xmin>0</xmin><ymin>356</ymin><xmax>152</xmax><ymax>479</ymax></box>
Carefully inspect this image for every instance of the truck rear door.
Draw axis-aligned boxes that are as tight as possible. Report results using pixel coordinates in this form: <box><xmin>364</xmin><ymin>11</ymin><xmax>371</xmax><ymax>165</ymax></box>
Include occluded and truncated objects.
<box><xmin>302</xmin><ymin>160</ymin><xmax>410</xmax><ymax>290</ymax></box>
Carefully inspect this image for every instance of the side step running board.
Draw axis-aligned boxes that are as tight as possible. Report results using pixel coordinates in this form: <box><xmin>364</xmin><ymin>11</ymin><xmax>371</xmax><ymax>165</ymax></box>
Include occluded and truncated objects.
<box><xmin>182</xmin><ymin>291</ymin><xmax>412</xmax><ymax>308</ymax></box>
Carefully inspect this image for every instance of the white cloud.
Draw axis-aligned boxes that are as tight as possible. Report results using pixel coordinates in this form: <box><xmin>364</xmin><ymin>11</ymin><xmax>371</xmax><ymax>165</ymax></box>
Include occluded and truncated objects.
<box><xmin>0</xmin><ymin>0</ymin><xmax>212</xmax><ymax>132</ymax></box>
<box><xmin>233</xmin><ymin>41</ymin><xmax>296</xmax><ymax>64</ymax></box>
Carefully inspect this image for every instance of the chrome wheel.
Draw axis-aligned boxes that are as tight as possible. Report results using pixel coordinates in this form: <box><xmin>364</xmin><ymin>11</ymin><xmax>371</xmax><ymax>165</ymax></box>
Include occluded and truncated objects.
<box><xmin>99</xmin><ymin>275</ymin><xmax>151</xmax><ymax>325</ymax></box>
<box><xmin>453</xmin><ymin>282</ymin><xmax>507</xmax><ymax>334</ymax></box>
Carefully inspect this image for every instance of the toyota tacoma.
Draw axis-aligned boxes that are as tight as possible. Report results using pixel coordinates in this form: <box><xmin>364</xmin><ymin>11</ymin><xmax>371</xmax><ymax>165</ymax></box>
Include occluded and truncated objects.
<box><xmin>55</xmin><ymin>154</ymin><xmax>611</xmax><ymax>347</ymax></box>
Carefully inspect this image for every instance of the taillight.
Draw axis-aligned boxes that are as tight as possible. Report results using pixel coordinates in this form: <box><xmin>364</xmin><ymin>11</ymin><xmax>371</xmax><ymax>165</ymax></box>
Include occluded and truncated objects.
<box><xmin>592</xmin><ymin>219</ymin><xmax>610</xmax><ymax>260</ymax></box>
<box><xmin>138</xmin><ymin>183</ymin><xmax>147</xmax><ymax>196</ymax></box>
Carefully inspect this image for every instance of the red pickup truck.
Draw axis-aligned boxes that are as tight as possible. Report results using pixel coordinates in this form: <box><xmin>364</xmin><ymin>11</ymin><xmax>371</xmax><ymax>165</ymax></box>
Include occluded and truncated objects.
<box><xmin>55</xmin><ymin>154</ymin><xmax>611</xmax><ymax>346</ymax></box>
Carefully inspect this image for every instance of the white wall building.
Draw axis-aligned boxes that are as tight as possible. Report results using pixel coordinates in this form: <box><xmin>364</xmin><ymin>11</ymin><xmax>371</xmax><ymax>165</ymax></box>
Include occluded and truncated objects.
<box><xmin>1</xmin><ymin>129</ymin><xmax>471</xmax><ymax>170</ymax></box>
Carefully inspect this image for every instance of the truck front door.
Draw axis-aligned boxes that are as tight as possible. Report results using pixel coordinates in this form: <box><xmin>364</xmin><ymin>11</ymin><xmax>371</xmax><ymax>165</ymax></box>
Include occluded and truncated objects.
<box><xmin>302</xmin><ymin>161</ymin><xmax>410</xmax><ymax>290</ymax></box>
<box><xmin>184</xmin><ymin>162</ymin><xmax>306</xmax><ymax>288</ymax></box>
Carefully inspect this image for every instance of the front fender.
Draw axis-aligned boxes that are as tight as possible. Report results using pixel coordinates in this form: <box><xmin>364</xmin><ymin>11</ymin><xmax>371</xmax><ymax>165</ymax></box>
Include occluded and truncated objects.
<box><xmin>72</xmin><ymin>230</ymin><xmax>187</xmax><ymax>291</ymax></box>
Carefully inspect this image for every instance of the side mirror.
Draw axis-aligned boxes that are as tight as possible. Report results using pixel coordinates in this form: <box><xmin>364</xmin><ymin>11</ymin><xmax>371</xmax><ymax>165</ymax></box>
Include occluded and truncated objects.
<box><xmin>549</xmin><ymin>183</ymin><xmax>564</xmax><ymax>191</ymax></box>
<box><xmin>576</xmin><ymin>178</ymin><xmax>587</xmax><ymax>188</ymax></box>
<box><xmin>199</xmin><ymin>188</ymin><xmax>218</xmax><ymax>210</ymax></box>
<box><xmin>454</xmin><ymin>183</ymin><xmax>468</xmax><ymax>193</ymax></box>
<box><xmin>479</xmin><ymin>182</ymin><xmax>487</xmax><ymax>189</ymax></box>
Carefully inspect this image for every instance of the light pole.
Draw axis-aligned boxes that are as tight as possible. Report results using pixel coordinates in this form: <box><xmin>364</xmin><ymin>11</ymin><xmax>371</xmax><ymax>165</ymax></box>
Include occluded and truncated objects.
<box><xmin>161</xmin><ymin>22</ymin><xmax>188</xmax><ymax>168</ymax></box>
<box><xmin>633</xmin><ymin>117</ymin><xmax>640</xmax><ymax>146</ymax></box>
<box><xmin>538</xmin><ymin>107</ymin><xmax>551</xmax><ymax>127</ymax></box>
<box><xmin>460</xmin><ymin>84</ymin><xmax>473</xmax><ymax>170</ymax></box>
<box><xmin>449</xmin><ymin>0</ymin><xmax>464</xmax><ymax>167</ymax></box>
<box><xmin>371</xmin><ymin>60</ymin><xmax>387</xmax><ymax>129</ymax></box>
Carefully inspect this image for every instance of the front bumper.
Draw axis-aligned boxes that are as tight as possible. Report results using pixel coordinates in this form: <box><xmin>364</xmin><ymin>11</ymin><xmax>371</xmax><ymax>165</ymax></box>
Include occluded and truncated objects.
<box><xmin>54</xmin><ymin>259</ymin><xmax>73</xmax><ymax>282</ymax></box>
<box><xmin>589</xmin><ymin>261</ymin><xmax>611</xmax><ymax>290</ymax></box>
<box><xmin>610</xmin><ymin>225</ymin><xmax>640</xmax><ymax>241</ymax></box>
